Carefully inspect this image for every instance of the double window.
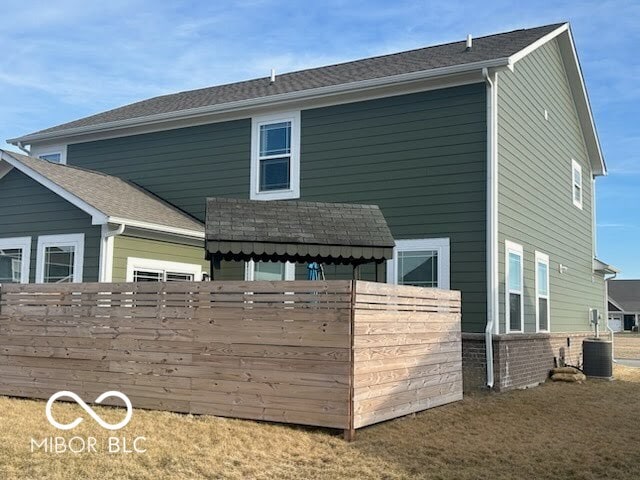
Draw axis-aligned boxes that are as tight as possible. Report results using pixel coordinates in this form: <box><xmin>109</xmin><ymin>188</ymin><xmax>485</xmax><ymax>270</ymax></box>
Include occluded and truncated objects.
<box><xmin>250</xmin><ymin>112</ymin><xmax>300</xmax><ymax>200</ymax></box>
<box><xmin>0</xmin><ymin>237</ymin><xmax>31</xmax><ymax>284</ymax></box>
<box><xmin>505</xmin><ymin>241</ymin><xmax>523</xmax><ymax>333</ymax></box>
<box><xmin>36</xmin><ymin>234</ymin><xmax>84</xmax><ymax>283</ymax></box>
<box><xmin>571</xmin><ymin>159</ymin><xmax>583</xmax><ymax>209</ymax></box>
<box><xmin>535</xmin><ymin>251</ymin><xmax>550</xmax><ymax>332</ymax></box>
<box><xmin>126</xmin><ymin>258</ymin><xmax>203</xmax><ymax>282</ymax></box>
<box><xmin>387</xmin><ymin>238</ymin><xmax>450</xmax><ymax>289</ymax></box>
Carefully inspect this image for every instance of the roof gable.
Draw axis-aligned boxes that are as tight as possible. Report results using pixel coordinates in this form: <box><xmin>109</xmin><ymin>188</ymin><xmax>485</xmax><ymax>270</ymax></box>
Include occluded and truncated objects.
<box><xmin>0</xmin><ymin>150</ymin><xmax>204</xmax><ymax>237</ymax></box>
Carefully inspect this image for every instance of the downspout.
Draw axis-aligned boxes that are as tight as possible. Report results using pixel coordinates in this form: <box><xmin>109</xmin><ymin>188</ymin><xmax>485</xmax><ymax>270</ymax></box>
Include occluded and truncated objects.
<box><xmin>604</xmin><ymin>272</ymin><xmax>617</xmax><ymax>362</ymax></box>
<box><xmin>483</xmin><ymin>67</ymin><xmax>499</xmax><ymax>388</ymax></box>
<box><xmin>99</xmin><ymin>223</ymin><xmax>125</xmax><ymax>282</ymax></box>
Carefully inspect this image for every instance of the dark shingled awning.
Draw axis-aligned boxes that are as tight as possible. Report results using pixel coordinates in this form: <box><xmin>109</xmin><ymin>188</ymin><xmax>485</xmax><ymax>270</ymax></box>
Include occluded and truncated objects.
<box><xmin>205</xmin><ymin>197</ymin><xmax>395</xmax><ymax>265</ymax></box>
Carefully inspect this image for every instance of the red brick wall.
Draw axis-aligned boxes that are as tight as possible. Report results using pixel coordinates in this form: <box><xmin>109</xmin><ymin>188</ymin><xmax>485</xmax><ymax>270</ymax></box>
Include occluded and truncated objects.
<box><xmin>463</xmin><ymin>332</ymin><xmax>596</xmax><ymax>391</ymax></box>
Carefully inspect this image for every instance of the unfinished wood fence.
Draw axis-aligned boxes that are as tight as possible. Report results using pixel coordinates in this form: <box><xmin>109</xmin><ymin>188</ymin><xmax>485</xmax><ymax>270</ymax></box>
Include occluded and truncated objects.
<box><xmin>0</xmin><ymin>280</ymin><xmax>461</xmax><ymax>439</ymax></box>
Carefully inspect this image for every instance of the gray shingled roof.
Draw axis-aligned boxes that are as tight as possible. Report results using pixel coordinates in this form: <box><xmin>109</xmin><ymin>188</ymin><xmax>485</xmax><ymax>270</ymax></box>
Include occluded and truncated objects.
<box><xmin>1</xmin><ymin>150</ymin><xmax>203</xmax><ymax>233</ymax></box>
<box><xmin>608</xmin><ymin>280</ymin><xmax>640</xmax><ymax>312</ymax></box>
<box><xmin>19</xmin><ymin>23</ymin><xmax>562</xmax><ymax>139</ymax></box>
<box><xmin>205</xmin><ymin>197</ymin><xmax>394</xmax><ymax>263</ymax></box>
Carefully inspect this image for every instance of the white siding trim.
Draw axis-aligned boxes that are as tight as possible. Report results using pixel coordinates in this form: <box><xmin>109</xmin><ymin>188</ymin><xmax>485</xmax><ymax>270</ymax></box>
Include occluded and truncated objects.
<box><xmin>386</xmin><ymin>238</ymin><xmax>450</xmax><ymax>289</ymax></box>
<box><xmin>505</xmin><ymin>240</ymin><xmax>524</xmax><ymax>333</ymax></box>
<box><xmin>0</xmin><ymin>236</ymin><xmax>32</xmax><ymax>284</ymax></box>
<box><xmin>250</xmin><ymin>111</ymin><xmax>301</xmax><ymax>200</ymax></box>
<box><xmin>535</xmin><ymin>251</ymin><xmax>550</xmax><ymax>333</ymax></box>
<box><xmin>35</xmin><ymin>233</ymin><xmax>85</xmax><ymax>283</ymax></box>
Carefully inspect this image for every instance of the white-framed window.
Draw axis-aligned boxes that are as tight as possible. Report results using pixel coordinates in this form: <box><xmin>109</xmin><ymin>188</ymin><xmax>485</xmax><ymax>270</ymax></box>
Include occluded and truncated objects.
<box><xmin>250</xmin><ymin>111</ymin><xmax>301</xmax><ymax>200</ymax></box>
<box><xmin>36</xmin><ymin>234</ymin><xmax>84</xmax><ymax>283</ymax></box>
<box><xmin>245</xmin><ymin>260</ymin><xmax>296</xmax><ymax>281</ymax></box>
<box><xmin>571</xmin><ymin>159</ymin><xmax>583</xmax><ymax>209</ymax></box>
<box><xmin>0</xmin><ymin>237</ymin><xmax>31</xmax><ymax>284</ymax></box>
<box><xmin>387</xmin><ymin>238</ymin><xmax>450</xmax><ymax>289</ymax></box>
<box><xmin>535</xmin><ymin>251</ymin><xmax>550</xmax><ymax>332</ymax></box>
<box><xmin>30</xmin><ymin>144</ymin><xmax>67</xmax><ymax>164</ymax></box>
<box><xmin>125</xmin><ymin>257</ymin><xmax>204</xmax><ymax>282</ymax></box>
<box><xmin>505</xmin><ymin>240</ymin><xmax>524</xmax><ymax>333</ymax></box>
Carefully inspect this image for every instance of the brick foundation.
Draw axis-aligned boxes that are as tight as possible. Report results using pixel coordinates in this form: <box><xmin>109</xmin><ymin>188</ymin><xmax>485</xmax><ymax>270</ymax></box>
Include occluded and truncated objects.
<box><xmin>462</xmin><ymin>332</ymin><xmax>595</xmax><ymax>392</ymax></box>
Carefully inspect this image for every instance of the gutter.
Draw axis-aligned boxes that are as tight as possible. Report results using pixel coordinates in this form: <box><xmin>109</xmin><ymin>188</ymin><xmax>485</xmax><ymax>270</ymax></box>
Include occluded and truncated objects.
<box><xmin>8</xmin><ymin>57</ymin><xmax>511</xmax><ymax>145</ymax></box>
<box><xmin>604</xmin><ymin>272</ymin><xmax>618</xmax><ymax>362</ymax></box>
<box><xmin>98</xmin><ymin>224</ymin><xmax>125</xmax><ymax>283</ymax></box>
<box><xmin>483</xmin><ymin>67</ymin><xmax>499</xmax><ymax>388</ymax></box>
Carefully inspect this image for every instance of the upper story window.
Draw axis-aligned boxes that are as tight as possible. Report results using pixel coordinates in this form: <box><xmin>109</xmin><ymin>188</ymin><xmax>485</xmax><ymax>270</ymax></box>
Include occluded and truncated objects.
<box><xmin>250</xmin><ymin>111</ymin><xmax>300</xmax><ymax>200</ymax></box>
<box><xmin>505</xmin><ymin>240</ymin><xmax>523</xmax><ymax>333</ymax></box>
<box><xmin>571</xmin><ymin>159</ymin><xmax>583</xmax><ymax>209</ymax></box>
<box><xmin>0</xmin><ymin>237</ymin><xmax>31</xmax><ymax>284</ymax></box>
<box><xmin>36</xmin><ymin>234</ymin><xmax>84</xmax><ymax>283</ymax></box>
<box><xmin>39</xmin><ymin>153</ymin><xmax>62</xmax><ymax>163</ymax></box>
<box><xmin>30</xmin><ymin>144</ymin><xmax>67</xmax><ymax>164</ymax></box>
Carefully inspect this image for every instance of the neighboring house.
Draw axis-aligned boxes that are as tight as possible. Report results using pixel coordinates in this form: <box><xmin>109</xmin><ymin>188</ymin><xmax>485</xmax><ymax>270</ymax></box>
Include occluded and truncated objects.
<box><xmin>1</xmin><ymin>22</ymin><xmax>615</xmax><ymax>390</ymax></box>
<box><xmin>608</xmin><ymin>280</ymin><xmax>640</xmax><ymax>332</ymax></box>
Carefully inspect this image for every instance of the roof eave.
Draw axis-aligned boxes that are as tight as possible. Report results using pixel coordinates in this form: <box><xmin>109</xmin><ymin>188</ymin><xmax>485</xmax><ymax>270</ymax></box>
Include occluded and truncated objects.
<box><xmin>109</xmin><ymin>217</ymin><xmax>204</xmax><ymax>239</ymax></box>
<box><xmin>8</xmin><ymin>57</ymin><xmax>511</xmax><ymax>145</ymax></box>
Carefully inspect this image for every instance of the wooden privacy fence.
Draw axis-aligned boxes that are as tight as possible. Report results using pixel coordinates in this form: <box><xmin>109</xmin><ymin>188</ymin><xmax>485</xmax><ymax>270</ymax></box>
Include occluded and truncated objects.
<box><xmin>0</xmin><ymin>280</ymin><xmax>462</xmax><ymax>439</ymax></box>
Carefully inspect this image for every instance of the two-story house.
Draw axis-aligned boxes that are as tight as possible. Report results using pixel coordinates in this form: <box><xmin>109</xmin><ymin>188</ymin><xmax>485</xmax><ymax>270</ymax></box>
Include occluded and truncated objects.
<box><xmin>0</xmin><ymin>22</ymin><xmax>615</xmax><ymax>391</ymax></box>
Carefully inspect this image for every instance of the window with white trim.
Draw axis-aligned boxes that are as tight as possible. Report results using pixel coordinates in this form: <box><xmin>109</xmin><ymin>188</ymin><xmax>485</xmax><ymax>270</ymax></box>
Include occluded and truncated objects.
<box><xmin>0</xmin><ymin>237</ymin><xmax>31</xmax><ymax>284</ymax></box>
<box><xmin>505</xmin><ymin>240</ymin><xmax>523</xmax><ymax>333</ymax></box>
<box><xmin>535</xmin><ymin>251</ymin><xmax>550</xmax><ymax>332</ymax></box>
<box><xmin>39</xmin><ymin>153</ymin><xmax>62</xmax><ymax>163</ymax></box>
<box><xmin>245</xmin><ymin>261</ymin><xmax>296</xmax><ymax>281</ymax></box>
<box><xmin>126</xmin><ymin>257</ymin><xmax>203</xmax><ymax>282</ymax></box>
<box><xmin>30</xmin><ymin>145</ymin><xmax>67</xmax><ymax>164</ymax></box>
<box><xmin>571</xmin><ymin>159</ymin><xmax>583</xmax><ymax>209</ymax></box>
<box><xmin>387</xmin><ymin>238</ymin><xmax>450</xmax><ymax>289</ymax></box>
<box><xmin>250</xmin><ymin>112</ymin><xmax>300</xmax><ymax>200</ymax></box>
<box><xmin>36</xmin><ymin>234</ymin><xmax>84</xmax><ymax>283</ymax></box>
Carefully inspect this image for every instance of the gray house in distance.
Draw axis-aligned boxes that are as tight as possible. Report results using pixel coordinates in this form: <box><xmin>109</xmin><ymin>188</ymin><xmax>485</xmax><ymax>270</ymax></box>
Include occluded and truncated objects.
<box><xmin>1</xmin><ymin>22</ymin><xmax>615</xmax><ymax>391</ymax></box>
<box><xmin>608</xmin><ymin>280</ymin><xmax>640</xmax><ymax>332</ymax></box>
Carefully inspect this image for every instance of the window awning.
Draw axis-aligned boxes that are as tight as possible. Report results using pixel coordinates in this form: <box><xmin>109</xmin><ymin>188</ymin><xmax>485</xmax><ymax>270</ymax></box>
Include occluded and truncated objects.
<box><xmin>205</xmin><ymin>198</ymin><xmax>395</xmax><ymax>265</ymax></box>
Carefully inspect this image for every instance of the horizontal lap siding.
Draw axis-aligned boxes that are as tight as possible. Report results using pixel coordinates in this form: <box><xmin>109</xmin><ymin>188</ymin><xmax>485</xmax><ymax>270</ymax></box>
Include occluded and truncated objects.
<box><xmin>112</xmin><ymin>236</ymin><xmax>210</xmax><ymax>282</ymax></box>
<box><xmin>66</xmin><ymin>86</ymin><xmax>487</xmax><ymax>328</ymax></box>
<box><xmin>497</xmin><ymin>39</ymin><xmax>604</xmax><ymax>333</ymax></box>
<box><xmin>0</xmin><ymin>169</ymin><xmax>100</xmax><ymax>282</ymax></box>
<box><xmin>301</xmin><ymin>84</ymin><xmax>487</xmax><ymax>333</ymax></box>
<box><xmin>67</xmin><ymin>120</ymin><xmax>252</xmax><ymax>221</ymax></box>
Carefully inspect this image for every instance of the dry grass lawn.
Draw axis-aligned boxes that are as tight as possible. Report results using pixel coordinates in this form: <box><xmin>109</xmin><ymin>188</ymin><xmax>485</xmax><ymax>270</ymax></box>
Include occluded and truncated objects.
<box><xmin>1</xmin><ymin>365</ymin><xmax>639</xmax><ymax>479</ymax></box>
<box><xmin>615</xmin><ymin>332</ymin><xmax>640</xmax><ymax>359</ymax></box>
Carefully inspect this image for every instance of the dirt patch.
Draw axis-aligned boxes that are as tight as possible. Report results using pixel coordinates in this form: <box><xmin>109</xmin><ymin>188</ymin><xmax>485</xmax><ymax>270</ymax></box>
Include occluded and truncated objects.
<box><xmin>615</xmin><ymin>332</ymin><xmax>640</xmax><ymax>359</ymax></box>
<box><xmin>1</xmin><ymin>365</ymin><xmax>639</xmax><ymax>479</ymax></box>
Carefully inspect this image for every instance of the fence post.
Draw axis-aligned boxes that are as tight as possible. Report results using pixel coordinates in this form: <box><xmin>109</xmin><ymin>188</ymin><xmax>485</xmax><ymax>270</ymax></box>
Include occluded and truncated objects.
<box><xmin>344</xmin><ymin>279</ymin><xmax>356</xmax><ymax>442</ymax></box>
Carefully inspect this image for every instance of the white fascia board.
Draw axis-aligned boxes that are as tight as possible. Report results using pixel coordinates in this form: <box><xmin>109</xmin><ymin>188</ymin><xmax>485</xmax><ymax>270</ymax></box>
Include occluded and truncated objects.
<box><xmin>107</xmin><ymin>217</ymin><xmax>205</xmax><ymax>239</ymax></box>
<box><xmin>8</xmin><ymin>57</ymin><xmax>510</xmax><ymax>146</ymax></box>
<box><xmin>507</xmin><ymin>23</ymin><xmax>606</xmax><ymax>176</ymax></box>
<box><xmin>0</xmin><ymin>151</ymin><xmax>108</xmax><ymax>225</ymax></box>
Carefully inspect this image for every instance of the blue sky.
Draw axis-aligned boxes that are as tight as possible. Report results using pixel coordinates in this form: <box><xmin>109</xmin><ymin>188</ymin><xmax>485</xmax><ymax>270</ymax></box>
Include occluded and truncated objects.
<box><xmin>1</xmin><ymin>0</ymin><xmax>638</xmax><ymax>276</ymax></box>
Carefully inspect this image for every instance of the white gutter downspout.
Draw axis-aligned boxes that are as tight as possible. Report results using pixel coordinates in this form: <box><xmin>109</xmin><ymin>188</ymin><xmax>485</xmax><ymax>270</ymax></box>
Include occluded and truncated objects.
<box><xmin>16</xmin><ymin>142</ymin><xmax>30</xmax><ymax>155</ymax></box>
<box><xmin>483</xmin><ymin>67</ymin><xmax>499</xmax><ymax>388</ymax></box>
<box><xmin>98</xmin><ymin>223</ymin><xmax>125</xmax><ymax>282</ymax></box>
<box><xmin>604</xmin><ymin>272</ymin><xmax>617</xmax><ymax>362</ymax></box>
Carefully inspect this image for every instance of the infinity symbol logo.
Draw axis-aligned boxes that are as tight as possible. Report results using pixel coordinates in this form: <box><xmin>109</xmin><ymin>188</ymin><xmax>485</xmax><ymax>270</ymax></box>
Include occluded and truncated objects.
<box><xmin>45</xmin><ymin>391</ymin><xmax>133</xmax><ymax>431</ymax></box>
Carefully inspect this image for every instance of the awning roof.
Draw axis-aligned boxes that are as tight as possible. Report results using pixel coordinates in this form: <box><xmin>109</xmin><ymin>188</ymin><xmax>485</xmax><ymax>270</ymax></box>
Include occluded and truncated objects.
<box><xmin>205</xmin><ymin>197</ymin><xmax>395</xmax><ymax>265</ymax></box>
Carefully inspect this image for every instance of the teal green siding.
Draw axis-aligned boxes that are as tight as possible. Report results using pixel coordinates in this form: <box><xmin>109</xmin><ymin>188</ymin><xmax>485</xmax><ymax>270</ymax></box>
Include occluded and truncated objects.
<box><xmin>0</xmin><ymin>169</ymin><xmax>101</xmax><ymax>282</ymax></box>
<box><xmin>68</xmin><ymin>120</ymin><xmax>251</xmax><ymax>221</ymax></box>
<box><xmin>66</xmin><ymin>84</ymin><xmax>487</xmax><ymax>331</ymax></box>
<box><xmin>497</xmin><ymin>39</ymin><xmax>605</xmax><ymax>333</ymax></box>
